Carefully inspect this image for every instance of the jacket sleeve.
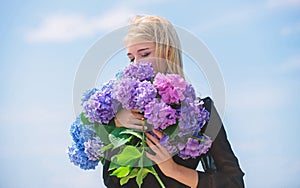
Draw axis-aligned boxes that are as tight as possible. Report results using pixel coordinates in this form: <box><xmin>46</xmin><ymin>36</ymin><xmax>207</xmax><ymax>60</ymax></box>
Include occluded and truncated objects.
<box><xmin>197</xmin><ymin>97</ymin><xmax>245</xmax><ymax>188</ymax></box>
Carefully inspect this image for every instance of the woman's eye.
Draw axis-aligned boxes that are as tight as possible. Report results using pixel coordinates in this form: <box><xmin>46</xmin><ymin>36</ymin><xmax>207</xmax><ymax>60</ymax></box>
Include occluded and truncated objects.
<box><xmin>141</xmin><ymin>52</ymin><xmax>151</xmax><ymax>58</ymax></box>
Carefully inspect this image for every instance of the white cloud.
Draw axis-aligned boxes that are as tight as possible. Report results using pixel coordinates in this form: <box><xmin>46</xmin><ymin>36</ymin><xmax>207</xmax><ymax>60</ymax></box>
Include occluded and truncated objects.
<box><xmin>266</xmin><ymin>0</ymin><xmax>300</xmax><ymax>8</ymax></box>
<box><xmin>25</xmin><ymin>7</ymin><xmax>135</xmax><ymax>43</ymax></box>
<box><xmin>24</xmin><ymin>0</ymin><xmax>170</xmax><ymax>43</ymax></box>
<box><xmin>280</xmin><ymin>22</ymin><xmax>300</xmax><ymax>36</ymax></box>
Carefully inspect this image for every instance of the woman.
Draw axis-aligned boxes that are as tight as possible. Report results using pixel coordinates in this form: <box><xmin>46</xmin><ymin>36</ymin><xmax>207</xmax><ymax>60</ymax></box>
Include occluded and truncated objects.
<box><xmin>103</xmin><ymin>15</ymin><xmax>245</xmax><ymax>188</ymax></box>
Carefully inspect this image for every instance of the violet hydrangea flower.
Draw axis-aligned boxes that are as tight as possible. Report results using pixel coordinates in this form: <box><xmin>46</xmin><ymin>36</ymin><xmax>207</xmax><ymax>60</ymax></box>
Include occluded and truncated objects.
<box><xmin>177</xmin><ymin>100</ymin><xmax>200</xmax><ymax>137</ymax></box>
<box><xmin>177</xmin><ymin>135</ymin><xmax>212</xmax><ymax>160</ymax></box>
<box><xmin>83</xmin><ymin>81</ymin><xmax>119</xmax><ymax>124</ymax></box>
<box><xmin>144</xmin><ymin>98</ymin><xmax>177</xmax><ymax>130</ymax></box>
<box><xmin>133</xmin><ymin>81</ymin><xmax>157</xmax><ymax>112</ymax></box>
<box><xmin>159</xmin><ymin>134</ymin><xmax>178</xmax><ymax>155</ymax></box>
<box><xmin>153</xmin><ymin>73</ymin><xmax>186</xmax><ymax>104</ymax></box>
<box><xmin>197</xmin><ymin>134</ymin><xmax>212</xmax><ymax>155</ymax></box>
<box><xmin>112</xmin><ymin>78</ymin><xmax>137</xmax><ymax>109</ymax></box>
<box><xmin>178</xmin><ymin>138</ymin><xmax>200</xmax><ymax>159</ymax></box>
<box><xmin>193</xmin><ymin>100</ymin><xmax>210</xmax><ymax>135</ymax></box>
<box><xmin>113</xmin><ymin>79</ymin><xmax>157</xmax><ymax>112</ymax></box>
<box><xmin>84</xmin><ymin>137</ymin><xmax>105</xmax><ymax>161</ymax></box>
<box><xmin>122</xmin><ymin>62</ymin><xmax>155</xmax><ymax>81</ymax></box>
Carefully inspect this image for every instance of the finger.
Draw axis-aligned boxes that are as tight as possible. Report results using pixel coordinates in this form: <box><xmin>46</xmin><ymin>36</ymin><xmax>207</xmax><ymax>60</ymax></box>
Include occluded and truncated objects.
<box><xmin>152</xmin><ymin>129</ymin><xmax>164</xmax><ymax>139</ymax></box>
<box><xmin>131</xmin><ymin>111</ymin><xmax>144</xmax><ymax>120</ymax></box>
<box><xmin>145</xmin><ymin>133</ymin><xmax>160</xmax><ymax>145</ymax></box>
<box><xmin>128</xmin><ymin>118</ymin><xmax>143</xmax><ymax>125</ymax></box>
<box><xmin>146</xmin><ymin>138</ymin><xmax>160</xmax><ymax>153</ymax></box>
<box><xmin>145</xmin><ymin>152</ymin><xmax>158</xmax><ymax>163</ymax></box>
<box><xmin>126</xmin><ymin>124</ymin><xmax>146</xmax><ymax>130</ymax></box>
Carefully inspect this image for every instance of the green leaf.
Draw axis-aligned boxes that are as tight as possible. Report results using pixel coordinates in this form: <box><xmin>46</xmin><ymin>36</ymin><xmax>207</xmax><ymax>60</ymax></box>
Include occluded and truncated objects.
<box><xmin>80</xmin><ymin>112</ymin><xmax>91</xmax><ymax>125</ymax></box>
<box><xmin>108</xmin><ymin>155</ymin><xmax>120</xmax><ymax>171</ymax></box>
<box><xmin>120</xmin><ymin>168</ymin><xmax>138</xmax><ymax>185</ymax></box>
<box><xmin>109</xmin><ymin>134</ymin><xmax>132</xmax><ymax>149</ymax></box>
<box><xmin>109</xmin><ymin>128</ymin><xmax>132</xmax><ymax>149</ymax></box>
<box><xmin>163</xmin><ymin>122</ymin><xmax>179</xmax><ymax>138</ymax></box>
<box><xmin>141</xmin><ymin>155</ymin><xmax>153</xmax><ymax>167</ymax></box>
<box><xmin>120</xmin><ymin>129</ymin><xmax>143</xmax><ymax>140</ymax></box>
<box><xmin>93</xmin><ymin>124</ymin><xmax>112</xmax><ymax>144</ymax></box>
<box><xmin>110</xmin><ymin>166</ymin><xmax>131</xmax><ymax>178</ymax></box>
<box><xmin>116</xmin><ymin>146</ymin><xmax>142</xmax><ymax>166</ymax></box>
<box><xmin>136</xmin><ymin>168</ymin><xmax>151</xmax><ymax>188</ymax></box>
<box><xmin>100</xmin><ymin>143</ymin><xmax>113</xmax><ymax>151</ymax></box>
<box><xmin>107</xmin><ymin>118</ymin><xmax>116</xmax><ymax>127</ymax></box>
<box><xmin>108</xmin><ymin>161</ymin><xmax>118</xmax><ymax>171</ymax></box>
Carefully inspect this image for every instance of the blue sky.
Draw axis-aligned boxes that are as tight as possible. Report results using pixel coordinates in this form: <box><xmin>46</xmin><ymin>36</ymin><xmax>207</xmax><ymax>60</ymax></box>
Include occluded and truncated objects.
<box><xmin>1</xmin><ymin>0</ymin><xmax>300</xmax><ymax>187</ymax></box>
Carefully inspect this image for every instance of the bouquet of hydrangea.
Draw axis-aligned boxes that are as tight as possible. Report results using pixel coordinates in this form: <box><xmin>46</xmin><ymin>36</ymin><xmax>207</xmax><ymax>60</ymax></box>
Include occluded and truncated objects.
<box><xmin>67</xmin><ymin>62</ymin><xmax>211</xmax><ymax>188</ymax></box>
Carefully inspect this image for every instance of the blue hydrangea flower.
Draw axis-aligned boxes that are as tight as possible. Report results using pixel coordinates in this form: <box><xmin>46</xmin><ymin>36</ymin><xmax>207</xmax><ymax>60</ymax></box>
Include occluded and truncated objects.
<box><xmin>81</xmin><ymin>88</ymin><xmax>99</xmax><ymax>106</ymax></box>
<box><xmin>67</xmin><ymin>143</ymin><xmax>99</xmax><ymax>170</ymax></box>
<box><xmin>70</xmin><ymin>116</ymin><xmax>95</xmax><ymax>149</ymax></box>
<box><xmin>115</xmin><ymin>70</ymin><xmax>123</xmax><ymax>80</ymax></box>
<box><xmin>68</xmin><ymin>116</ymin><xmax>102</xmax><ymax>170</ymax></box>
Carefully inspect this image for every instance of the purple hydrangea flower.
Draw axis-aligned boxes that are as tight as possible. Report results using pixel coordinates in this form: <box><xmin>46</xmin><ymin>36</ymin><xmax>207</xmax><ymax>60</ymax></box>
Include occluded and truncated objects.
<box><xmin>144</xmin><ymin>99</ymin><xmax>177</xmax><ymax>130</ymax></box>
<box><xmin>153</xmin><ymin>73</ymin><xmax>186</xmax><ymax>104</ymax></box>
<box><xmin>123</xmin><ymin>62</ymin><xmax>155</xmax><ymax>81</ymax></box>
<box><xmin>133</xmin><ymin>81</ymin><xmax>157</xmax><ymax>112</ymax></box>
<box><xmin>183</xmin><ymin>84</ymin><xmax>196</xmax><ymax>102</ymax></box>
<box><xmin>178</xmin><ymin>138</ymin><xmax>201</xmax><ymax>159</ymax></box>
<box><xmin>83</xmin><ymin>81</ymin><xmax>119</xmax><ymax>124</ymax></box>
<box><xmin>177</xmin><ymin>100</ymin><xmax>200</xmax><ymax>137</ymax></box>
<box><xmin>198</xmin><ymin>134</ymin><xmax>212</xmax><ymax>155</ymax></box>
<box><xmin>193</xmin><ymin>100</ymin><xmax>210</xmax><ymax>135</ymax></box>
<box><xmin>113</xmin><ymin>79</ymin><xmax>157</xmax><ymax>112</ymax></box>
<box><xmin>84</xmin><ymin>137</ymin><xmax>105</xmax><ymax>161</ymax></box>
<box><xmin>159</xmin><ymin>134</ymin><xmax>178</xmax><ymax>154</ymax></box>
<box><xmin>113</xmin><ymin>78</ymin><xmax>137</xmax><ymax>109</ymax></box>
<box><xmin>177</xmin><ymin>135</ymin><xmax>212</xmax><ymax>159</ymax></box>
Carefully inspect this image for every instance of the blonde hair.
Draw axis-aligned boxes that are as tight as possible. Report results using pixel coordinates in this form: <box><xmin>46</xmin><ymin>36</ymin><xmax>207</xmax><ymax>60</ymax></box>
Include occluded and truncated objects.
<box><xmin>124</xmin><ymin>15</ymin><xmax>184</xmax><ymax>77</ymax></box>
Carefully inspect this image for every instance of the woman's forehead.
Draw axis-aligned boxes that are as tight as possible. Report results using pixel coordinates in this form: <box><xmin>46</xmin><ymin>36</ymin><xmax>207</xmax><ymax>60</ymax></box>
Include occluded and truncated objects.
<box><xmin>126</xmin><ymin>41</ymin><xmax>155</xmax><ymax>50</ymax></box>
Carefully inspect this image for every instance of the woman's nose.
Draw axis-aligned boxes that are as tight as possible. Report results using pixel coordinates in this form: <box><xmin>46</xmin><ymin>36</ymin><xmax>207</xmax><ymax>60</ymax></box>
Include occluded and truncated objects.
<box><xmin>133</xmin><ymin>58</ymin><xmax>139</xmax><ymax>64</ymax></box>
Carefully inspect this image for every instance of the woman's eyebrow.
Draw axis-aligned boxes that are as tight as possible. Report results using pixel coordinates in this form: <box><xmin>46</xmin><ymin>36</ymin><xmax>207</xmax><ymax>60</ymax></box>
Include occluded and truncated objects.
<box><xmin>137</xmin><ymin>48</ymin><xmax>150</xmax><ymax>52</ymax></box>
<box><xmin>127</xmin><ymin>48</ymin><xmax>150</xmax><ymax>56</ymax></box>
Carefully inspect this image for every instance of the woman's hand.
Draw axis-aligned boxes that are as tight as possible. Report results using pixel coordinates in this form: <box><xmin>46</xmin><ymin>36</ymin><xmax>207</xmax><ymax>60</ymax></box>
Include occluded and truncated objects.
<box><xmin>114</xmin><ymin>109</ymin><xmax>146</xmax><ymax>131</ymax></box>
<box><xmin>146</xmin><ymin>129</ymin><xmax>199</xmax><ymax>188</ymax></box>
<box><xmin>145</xmin><ymin>130</ymin><xmax>177</xmax><ymax>177</ymax></box>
